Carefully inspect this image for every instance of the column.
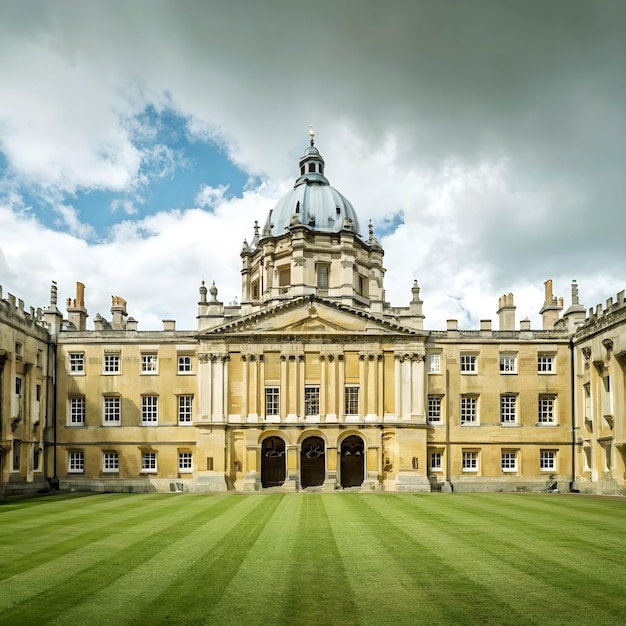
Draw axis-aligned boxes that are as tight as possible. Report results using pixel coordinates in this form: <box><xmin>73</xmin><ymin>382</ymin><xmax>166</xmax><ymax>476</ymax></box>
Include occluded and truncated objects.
<box><xmin>259</xmin><ymin>355</ymin><xmax>266</xmax><ymax>420</ymax></box>
<box><xmin>402</xmin><ymin>355</ymin><xmax>411</xmax><ymax>420</ymax></box>
<box><xmin>320</xmin><ymin>355</ymin><xmax>327</xmax><ymax>420</ymax></box>
<box><xmin>198</xmin><ymin>353</ymin><xmax>212</xmax><ymax>421</ymax></box>
<box><xmin>377</xmin><ymin>354</ymin><xmax>384</xmax><ymax>419</ymax></box>
<box><xmin>280</xmin><ymin>355</ymin><xmax>287</xmax><ymax>421</ymax></box>
<box><xmin>358</xmin><ymin>354</ymin><xmax>367</xmax><ymax>420</ymax></box>
<box><xmin>338</xmin><ymin>354</ymin><xmax>345</xmax><ymax>421</ymax></box>
<box><xmin>367</xmin><ymin>354</ymin><xmax>377</xmax><ymax>420</ymax></box>
<box><xmin>394</xmin><ymin>355</ymin><xmax>402</xmax><ymax>420</ymax></box>
<box><xmin>411</xmin><ymin>353</ymin><xmax>425</xmax><ymax>422</ymax></box>
<box><xmin>212</xmin><ymin>356</ymin><xmax>223</xmax><ymax>422</ymax></box>
<box><xmin>286</xmin><ymin>355</ymin><xmax>297</xmax><ymax>421</ymax></box>
<box><xmin>248</xmin><ymin>355</ymin><xmax>258</xmax><ymax>422</ymax></box>
<box><xmin>222</xmin><ymin>355</ymin><xmax>230</xmax><ymax>422</ymax></box>
<box><xmin>242</xmin><ymin>355</ymin><xmax>249</xmax><ymax>420</ymax></box>
<box><xmin>326</xmin><ymin>355</ymin><xmax>337</xmax><ymax>422</ymax></box>
<box><xmin>298</xmin><ymin>355</ymin><xmax>305</xmax><ymax>420</ymax></box>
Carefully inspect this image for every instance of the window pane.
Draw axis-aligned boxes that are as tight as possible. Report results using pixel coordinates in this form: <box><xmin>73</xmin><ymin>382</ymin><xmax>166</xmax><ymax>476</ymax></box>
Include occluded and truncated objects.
<box><xmin>178</xmin><ymin>395</ymin><xmax>193</xmax><ymax>423</ymax></box>
<box><xmin>265</xmin><ymin>387</ymin><xmax>279</xmax><ymax>415</ymax></box>
<box><xmin>305</xmin><ymin>386</ymin><xmax>320</xmax><ymax>416</ymax></box>
<box><xmin>345</xmin><ymin>387</ymin><xmax>359</xmax><ymax>415</ymax></box>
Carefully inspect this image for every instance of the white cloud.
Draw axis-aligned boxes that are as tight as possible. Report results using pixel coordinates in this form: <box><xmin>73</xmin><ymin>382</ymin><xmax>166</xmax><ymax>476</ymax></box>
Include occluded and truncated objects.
<box><xmin>194</xmin><ymin>184</ymin><xmax>229</xmax><ymax>210</ymax></box>
<box><xmin>111</xmin><ymin>198</ymin><xmax>140</xmax><ymax>216</ymax></box>
<box><xmin>0</xmin><ymin>1</ymin><xmax>624</xmax><ymax>331</ymax></box>
<box><xmin>53</xmin><ymin>203</ymin><xmax>96</xmax><ymax>239</ymax></box>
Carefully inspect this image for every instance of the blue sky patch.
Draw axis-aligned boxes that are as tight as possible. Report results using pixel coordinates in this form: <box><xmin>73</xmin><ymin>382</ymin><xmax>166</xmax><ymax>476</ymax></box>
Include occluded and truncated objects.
<box><xmin>0</xmin><ymin>106</ymin><xmax>249</xmax><ymax>240</ymax></box>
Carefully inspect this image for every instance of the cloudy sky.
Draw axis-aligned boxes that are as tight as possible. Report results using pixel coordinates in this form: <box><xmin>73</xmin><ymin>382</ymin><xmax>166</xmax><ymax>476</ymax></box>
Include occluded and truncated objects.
<box><xmin>1</xmin><ymin>1</ymin><xmax>624</xmax><ymax>331</ymax></box>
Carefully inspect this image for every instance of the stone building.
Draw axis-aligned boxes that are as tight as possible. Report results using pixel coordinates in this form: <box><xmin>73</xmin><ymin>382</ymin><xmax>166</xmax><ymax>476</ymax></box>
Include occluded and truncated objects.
<box><xmin>0</xmin><ymin>285</ymin><xmax>51</xmax><ymax>494</ymax></box>
<box><xmin>573</xmin><ymin>290</ymin><xmax>626</xmax><ymax>494</ymax></box>
<box><xmin>1</xmin><ymin>133</ymin><xmax>624</xmax><ymax>495</ymax></box>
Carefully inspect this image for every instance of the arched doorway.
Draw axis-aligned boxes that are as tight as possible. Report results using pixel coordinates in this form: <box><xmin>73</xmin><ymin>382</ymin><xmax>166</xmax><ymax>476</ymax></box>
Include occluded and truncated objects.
<box><xmin>300</xmin><ymin>436</ymin><xmax>325</xmax><ymax>488</ymax></box>
<box><xmin>340</xmin><ymin>435</ymin><xmax>365</xmax><ymax>488</ymax></box>
<box><xmin>261</xmin><ymin>436</ymin><xmax>286</xmax><ymax>488</ymax></box>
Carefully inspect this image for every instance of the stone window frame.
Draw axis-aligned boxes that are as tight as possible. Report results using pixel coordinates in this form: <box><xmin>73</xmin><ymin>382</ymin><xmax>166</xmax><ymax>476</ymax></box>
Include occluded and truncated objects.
<box><xmin>178</xmin><ymin>395</ymin><xmax>193</xmax><ymax>425</ymax></box>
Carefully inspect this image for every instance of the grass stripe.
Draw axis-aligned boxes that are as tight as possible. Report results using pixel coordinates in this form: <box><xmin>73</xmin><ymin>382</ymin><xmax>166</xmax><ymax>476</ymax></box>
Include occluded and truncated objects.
<box><xmin>0</xmin><ymin>492</ymin><xmax>623</xmax><ymax>625</ymax></box>
<box><xmin>362</xmin><ymin>494</ymin><xmax>626</xmax><ymax>624</ymax></box>
<box><xmin>123</xmin><ymin>494</ymin><xmax>285</xmax><ymax>624</ymax></box>
<box><xmin>324</xmin><ymin>493</ymin><xmax>450</xmax><ymax>624</ymax></box>
<box><xmin>0</xmin><ymin>493</ymin><xmax>219</xmax><ymax>581</ymax></box>
<box><xmin>0</xmin><ymin>495</ymin><xmax>239</xmax><ymax>620</ymax></box>
<box><xmin>275</xmin><ymin>493</ymin><xmax>359</xmax><ymax>624</ymax></box>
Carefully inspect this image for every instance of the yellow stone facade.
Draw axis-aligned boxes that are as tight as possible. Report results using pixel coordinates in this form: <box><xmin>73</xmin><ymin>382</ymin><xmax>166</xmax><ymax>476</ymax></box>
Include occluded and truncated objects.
<box><xmin>1</xmin><ymin>139</ymin><xmax>624</xmax><ymax>495</ymax></box>
<box><xmin>0</xmin><ymin>286</ymin><xmax>51</xmax><ymax>494</ymax></box>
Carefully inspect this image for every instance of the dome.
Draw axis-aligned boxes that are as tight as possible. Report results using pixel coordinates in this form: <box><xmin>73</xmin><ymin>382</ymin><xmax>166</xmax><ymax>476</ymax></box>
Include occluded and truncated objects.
<box><xmin>261</xmin><ymin>134</ymin><xmax>361</xmax><ymax>238</ymax></box>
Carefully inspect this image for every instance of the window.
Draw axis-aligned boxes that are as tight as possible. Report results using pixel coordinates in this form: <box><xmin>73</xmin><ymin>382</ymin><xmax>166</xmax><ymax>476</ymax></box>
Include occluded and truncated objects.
<box><xmin>345</xmin><ymin>386</ymin><xmax>359</xmax><ymax>415</ymax></box>
<box><xmin>278</xmin><ymin>266</ymin><xmax>291</xmax><ymax>287</ymax></box>
<box><xmin>141</xmin><ymin>452</ymin><xmax>157</xmax><ymax>473</ymax></box>
<box><xmin>427</xmin><ymin>396</ymin><xmax>442</xmax><ymax>423</ymax></box>
<box><xmin>69</xmin><ymin>398</ymin><xmax>85</xmax><ymax>426</ymax></box>
<box><xmin>460</xmin><ymin>395</ymin><xmax>477</xmax><ymax>424</ymax></box>
<box><xmin>15</xmin><ymin>342</ymin><xmax>23</xmax><ymax>359</ymax></box>
<box><xmin>265</xmin><ymin>387</ymin><xmax>280</xmax><ymax>416</ymax></box>
<box><xmin>538</xmin><ymin>354</ymin><xmax>555</xmax><ymax>373</ymax></box>
<box><xmin>12</xmin><ymin>440</ymin><xmax>21</xmax><ymax>471</ymax></box>
<box><xmin>103</xmin><ymin>452</ymin><xmax>119</xmax><ymax>473</ymax></box>
<box><xmin>251</xmin><ymin>281</ymin><xmax>259</xmax><ymax>300</ymax></box>
<box><xmin>316</xmin><ymin>265</ymin><xmax>329</xmax><ymax>289</ymax></box>
<box><xmin>15</xmin><ymin>376</ymin><xmax>22</xmax><ymax>396</ymax></box>
<box><xmin>178</xmin><ymin>395</ymin><xmax>193</xmax><ymax>424</ymax></box>
<box><xmin>69</xmin><ymin>352</ymin><xmax>84</xmax><ymax>373</ymax></box>
<box><xmin>540</xmin><ymin>450</ymin><xmax>556</xmax><ymax>471</ymax></box>
<box><xmin>500</xmin><ymin>353</ymin><xmax>517</xmax><ymax>374</ymax></box>
<box><xmin>141</xmin><ymin>353</ymin><xmax>158</xmax><ymax>374</ymax></box>
<box><xmin>68</xmin><ymin>451</ymin><xmax>84</xmax><ymax>473</ymax></box>
<box><xmin>103</xmin><ymin>353</ymin><xmax>120</xmax><ymax>374</ymax></box>
<box><xmin>501</xmin><ymin>451</ymin><xmax>518</xmax><ymax>472</ymax></box>
<box><xmin>356</xmin><ymin>274</ymin><xmax>368</xmax><ymax>297</ymax></box>
<box><xmin>462</xmin><ymin>451</ymin><xmax>479</xmax><ymax>472</ymax></box>
<box><xmin>430</xmin><ymin>452</ymin><xmax>442</xmax><ymax>472</ymax></box>
<box><xmin>538</xmin><ymin>395</ymin><xmax>556</xmax><ymax>424</ymax></box>
<box><xmin>142</xmin><ymin>396</ymin><xmax>158</xmax><ymax>425</ymax></box>
<box><xmin>178</xmin><ymin>452</ymin><xmax>193</xmax><ymax>473</ymax></box>
<box><xmin>104</xmin><ymin>397</ymin><xmax>121</xmax><ymax>425</ymax></box>
<box><xmin>500</xmin><ymin>395</ymin><xmax>517</xmax><ymax>424</ymax></box>
<box><xmin>428</xmin><ymin>353</ymin><xmax>441</xmax><ymax>374</ymax></box>
<box><xmin>36</xmin><ymin>384</ymin><xmax>41</xmax><ymax>401</ymax></box>
<box><xmin>178</xmin><ymin>355</ymin><xmax>192</xmax><ymax>374</ymax></box>
<box><xmin>305</xmin><ymin>386</ymin><xmax>320</xmax><ymax>416</ymax></box>
<box><xmin>460</xmin><ymin>354</ymin><xmax>477</xmax><ymax>373</ymax></box>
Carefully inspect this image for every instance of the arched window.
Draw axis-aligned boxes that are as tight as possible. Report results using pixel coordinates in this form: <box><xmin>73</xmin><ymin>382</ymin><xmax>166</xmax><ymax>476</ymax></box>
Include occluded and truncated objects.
<box><xmin>308</xmin><ymin>162</ymin><xmax>315</xmax><ymax>173</ymax></box>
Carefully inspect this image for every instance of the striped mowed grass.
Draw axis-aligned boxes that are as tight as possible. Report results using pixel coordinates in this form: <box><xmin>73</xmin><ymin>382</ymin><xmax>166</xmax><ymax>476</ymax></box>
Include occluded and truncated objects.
<box><xmin>0</xmin><ymin>492</ymin><xmax>624</xmax><ymax>625</ymax></box>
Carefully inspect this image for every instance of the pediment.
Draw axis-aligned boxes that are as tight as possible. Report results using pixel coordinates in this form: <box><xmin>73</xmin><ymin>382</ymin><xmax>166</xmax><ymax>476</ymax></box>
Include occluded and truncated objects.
<box><xmin>201</xmin><ymin>297</ymin><xmax>418</xmax><ymax>337</ymax></box>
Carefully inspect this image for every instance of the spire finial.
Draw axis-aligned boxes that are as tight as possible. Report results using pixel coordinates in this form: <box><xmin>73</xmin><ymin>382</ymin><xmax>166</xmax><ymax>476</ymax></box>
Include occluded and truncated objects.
<box><xmin>309</xmin><ymin>124</ymin><xmax>315</xmax><ymax>146</ymax></box>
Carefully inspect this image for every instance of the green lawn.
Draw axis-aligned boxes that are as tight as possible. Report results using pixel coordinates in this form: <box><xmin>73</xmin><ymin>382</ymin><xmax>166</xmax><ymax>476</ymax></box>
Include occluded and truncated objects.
<box><xmin>0</xmin><ymin>493</ymin><xmax>624</xmax><ymax>625</ymax></box>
